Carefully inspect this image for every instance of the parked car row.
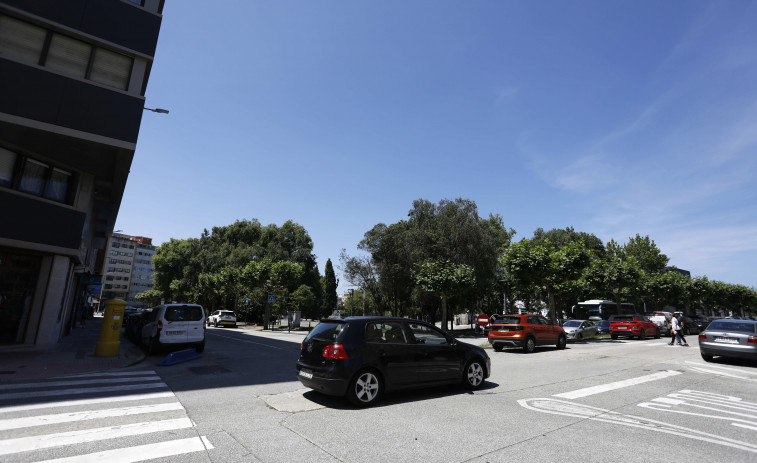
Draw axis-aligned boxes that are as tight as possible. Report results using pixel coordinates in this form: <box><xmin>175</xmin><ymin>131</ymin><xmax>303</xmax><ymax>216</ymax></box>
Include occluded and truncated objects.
<box><xmin>123</xmin><ymin>304</ymin><xmax>207</xmax><ymax>354</ymax></box>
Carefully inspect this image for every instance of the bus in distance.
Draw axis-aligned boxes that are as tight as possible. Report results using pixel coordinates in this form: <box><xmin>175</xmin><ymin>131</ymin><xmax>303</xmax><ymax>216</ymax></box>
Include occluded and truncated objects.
<box><xmin>571</xmin><ymin>300</ymin><xmax>636</xmax><ymax>320</ymax></box>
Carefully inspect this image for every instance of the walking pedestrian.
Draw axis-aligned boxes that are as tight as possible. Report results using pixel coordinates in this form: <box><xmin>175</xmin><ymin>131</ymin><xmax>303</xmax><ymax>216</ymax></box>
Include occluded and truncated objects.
<box><xmin>678</xmin><ymin>317</ymin><xmax>689</xmax><ymax>346</ymax></box>
<box><xmin>668</xmin><ymin>314</ymin><xmax>680</xmax><ymax>345</ymax></box>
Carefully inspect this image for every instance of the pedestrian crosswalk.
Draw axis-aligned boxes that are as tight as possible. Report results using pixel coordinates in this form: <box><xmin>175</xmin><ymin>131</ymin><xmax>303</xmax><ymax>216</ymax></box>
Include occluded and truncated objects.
<box><xmin>0</xmin><ymin>370</ymin><xmax>213</xmax><ymax>463</ymax></box>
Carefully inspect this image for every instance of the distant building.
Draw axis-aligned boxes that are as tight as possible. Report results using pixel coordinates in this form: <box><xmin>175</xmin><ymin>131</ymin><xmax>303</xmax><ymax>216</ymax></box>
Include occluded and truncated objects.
<box><xmin>100</xmin><ymin>233</ymin><xmax>156</xmax><ymax>309</ymax></box>
<box><xmin>665</xmin><ymin>267</ymin><xmax>691</xmax><ymax>277</ymax></box>
<box><xmin>0</xmin><ymin>0</ymin><xmax>165</xmax><ymax>349</ymax></box>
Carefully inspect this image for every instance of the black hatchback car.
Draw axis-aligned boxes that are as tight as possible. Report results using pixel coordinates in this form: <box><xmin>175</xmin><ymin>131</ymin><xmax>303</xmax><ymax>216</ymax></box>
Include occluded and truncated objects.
<box><xmin>296</xmin><ymin>317</ymin><xmax>491</xmax><ymax>407</ymax></box>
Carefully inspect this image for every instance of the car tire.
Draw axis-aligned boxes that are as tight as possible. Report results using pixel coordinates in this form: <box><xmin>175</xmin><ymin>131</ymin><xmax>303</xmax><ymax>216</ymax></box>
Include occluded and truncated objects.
<box><xmin>523</xmin><ymin>337</ymin><xmax>536</xmax><ymax>353</ymax></box>
<box><xmin>610</xmin><ymin>333</ymin><xmax>618</xmax><ymax>340</ymax></box>
<box><xmin>556</xmin><ymin>334</ymin><xmax>567</xmax><ymax>350</ymax></box>
<box><xmin>654</xmin><ymin>328</ymin><xmax>660</xmax><ymax>339</ymax></box>
<box><xmin>577</xmin><ymin>333</ymin><xmax>583</xmax><ymax>341</ymax></box>
<box><xmin>347</xmin><ymin>369</ymin><xmax>382</xmax><ymax>407</ymax></box>
<box><xmin>195</xmin><ymin>341</ymin><xmax>205</xmax><ymax>353</ymax></box>
<box><xmin>463</xmin><ymin>359</ymin><xmax>486</xmax><ymax>390</ymax></box>
<box><xmin>701</xmin><ymin>353</ymin><xmax>713</xmax><ymax>362</ymax></box>
<box><xmin>639</xmin><ymin>329</ymin><xmax>645</xmax><ymax>340</ymax></box>
<box><xmin>214</xmin><ymin>321</ymin><xmax>219</xmax><ymax>328</ymax></box>
<box><xmin>493</xmin><ymin>344</ymin><xmax>503</xmax><ymax>352</ymax></box>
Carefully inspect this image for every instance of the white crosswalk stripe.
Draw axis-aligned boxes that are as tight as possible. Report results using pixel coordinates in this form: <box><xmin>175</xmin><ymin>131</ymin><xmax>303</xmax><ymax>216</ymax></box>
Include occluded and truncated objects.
<box><xmin>0</xmin><ymin>371</ymin><xmax>212</xmax><ymax>462</ymax></box>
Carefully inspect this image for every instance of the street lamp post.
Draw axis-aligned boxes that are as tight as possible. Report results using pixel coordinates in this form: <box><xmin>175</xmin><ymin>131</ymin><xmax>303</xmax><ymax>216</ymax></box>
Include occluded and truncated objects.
<box><xmin>499</xmin><ymin>279</ymin><xmax>507</xmax><ymax>314</ymax></box>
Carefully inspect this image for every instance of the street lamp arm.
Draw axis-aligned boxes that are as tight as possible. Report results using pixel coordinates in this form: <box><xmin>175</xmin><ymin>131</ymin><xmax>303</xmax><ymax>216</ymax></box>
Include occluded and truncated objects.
<box><xmin>144</xmin><ymin>107</ymin><xmax>169</xmax><ymax>114</ymax></box>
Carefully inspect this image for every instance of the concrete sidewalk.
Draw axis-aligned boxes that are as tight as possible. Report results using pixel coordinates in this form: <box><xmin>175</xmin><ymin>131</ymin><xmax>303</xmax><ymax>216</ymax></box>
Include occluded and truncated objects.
<box><xmin>0</xmin><ymin>313</ymin><xmax>145</xmax><ymax>383</ymax></box>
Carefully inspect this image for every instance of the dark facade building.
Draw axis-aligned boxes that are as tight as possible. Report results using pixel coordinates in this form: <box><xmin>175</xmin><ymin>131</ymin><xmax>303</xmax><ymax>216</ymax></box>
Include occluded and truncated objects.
<box><xmin>0</xmin><ymin>0</ymin><xmax>164</xmax><ymax>349</ymax></box>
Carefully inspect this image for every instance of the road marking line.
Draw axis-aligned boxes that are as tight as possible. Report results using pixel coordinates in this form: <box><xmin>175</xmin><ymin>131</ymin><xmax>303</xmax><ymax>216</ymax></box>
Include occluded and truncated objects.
<box><xmin>0</xmin><ymin>417</ymin><xmax>193</xmax><ymax>456</ymax></box>
<box><xmin>0</xmin><ymin>382</ymin><xmax>168</xmax><ymax>401</ymax></box>
<box><xmin>0</xmin><ymin>391</ymin><xmax>175</xmax><ymax>415</ymax></box>
<box><xmin>0</xmin><ymin>402</ymin><xmax>185</xmax><ymax>431</ymax></box>
<box><xmin>34</xmin><ymin>436</ymin><xmax>212</xmax><ymax>463</ymax></box>
<box><xmin>554</xmin><ymin>370</ymin><xmax>681</xmax><ymax>399</ymax></box>
<box><xmin>0</xmin><ymin>376</ymin><xmax>161</xmax><ymax>391</ymax></box>
<box><xmin>519</xmin><ymin>398</ymin><xmax>757</xmax><ymax>454</ymax></box>
<box><xmin>688</xmin><ymin>367</ymin><xmax>756</xmax><ymax>380</ymax></box>
<box><xmin>685</xmin><ymin>361</ymin><xmax>757</xmax><ymax>375</ymax></box>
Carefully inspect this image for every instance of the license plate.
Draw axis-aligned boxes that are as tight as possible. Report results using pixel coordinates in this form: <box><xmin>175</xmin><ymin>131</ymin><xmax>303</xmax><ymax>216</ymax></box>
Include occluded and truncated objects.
<box><xmin>498</xmin><ymin>329</ymin><xmax>509</xmax><ymax>332</ymax></box>
<box><xmin>166</xmin><ymin>330</ymin><xmax>183</xmax><ymax>335</ymax></box>
<box><xmin>617</xmin><ymin>326</ymin><xmax>627</xmax><ymax>330</ymax></box>
<box><xmin>715</xmin><ymin>337</ymin><xmax>738</xmax><ymax>344</ymax></box>
<box><xmin>299</xmin><ymin>370</ymin><xmax>313</xmax><ymax>379</ymax></box>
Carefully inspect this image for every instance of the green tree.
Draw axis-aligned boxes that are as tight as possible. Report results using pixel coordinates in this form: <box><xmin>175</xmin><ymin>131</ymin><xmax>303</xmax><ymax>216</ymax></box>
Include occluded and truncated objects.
<box><xmin>500</xmin><ymin>239</ymin><xmax>589</xmax><ymax>324</ymax></box>
<box><xmin>322</xmin><ymin>259</ymin><xmax>338</xmax><ymax>316</ymax></box>
<box><xmin>135</xmin><ymin>289</ymin><xmax>163</xmax><ymax>307</ymax></box>
<box><xmin>415</xmin><ymin>260</ymin><xmax>475</xmax><ymax>331</ymax></box>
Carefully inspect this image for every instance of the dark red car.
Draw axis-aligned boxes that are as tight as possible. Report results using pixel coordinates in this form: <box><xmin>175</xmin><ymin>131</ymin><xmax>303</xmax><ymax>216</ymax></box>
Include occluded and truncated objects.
<box><xmin>609</xmin><ymin>314</ymin><xmax>660</xmax><ymax>340</ymax></box>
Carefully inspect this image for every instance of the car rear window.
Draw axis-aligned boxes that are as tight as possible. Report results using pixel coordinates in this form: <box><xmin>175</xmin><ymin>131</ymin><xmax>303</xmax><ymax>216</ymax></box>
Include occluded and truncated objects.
<box><xmin>493</xmin><ymin>316</ymin><xmax>521</xmax><ymax>325</ymax></box>
<box><xmin>707</xmin><ymin>321</ymin><xmax>757</xmax><ymax>333</ymax></box>
<box><xmin>305</xmin><ymin>321</ymin><xmax>347</xmax><ymax>342</ymax></box>
<box><xmin>164</xmin><ymin>305</ymin><xmax>204</xmax><ymax>322</ymax></box>
<box><xmin>611</xmin><ymin>316</ymin><xmax>634</xmax><ymax>321</ymax></box>
<box><xmin>220</xmin><ymin>311</ymin><xmax>235</xmax><ymax>316</ymax></box>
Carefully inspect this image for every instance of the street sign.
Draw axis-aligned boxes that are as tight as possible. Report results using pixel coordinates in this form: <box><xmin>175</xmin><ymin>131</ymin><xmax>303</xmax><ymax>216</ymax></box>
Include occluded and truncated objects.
<box><xmin>245</xmin><ymin>298</ymin><xmax>249</xmax><ymax>305</ymax></box>
<box><xmin>477</xmin><ymin>314</ymin><xmax>490</xmax><ymax>327</ymax></box>
<box><xmin>267</xmin><ymin>295</ymin><xmax>276</xmax><ymax>304</ymax></box>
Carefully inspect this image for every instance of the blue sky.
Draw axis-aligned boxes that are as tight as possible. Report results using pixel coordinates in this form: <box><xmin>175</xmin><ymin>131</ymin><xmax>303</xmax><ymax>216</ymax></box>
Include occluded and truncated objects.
<box><xmin>117</xmin><ymin>1</ymin><xmax>757</xmax><ymax>293</ymax></box>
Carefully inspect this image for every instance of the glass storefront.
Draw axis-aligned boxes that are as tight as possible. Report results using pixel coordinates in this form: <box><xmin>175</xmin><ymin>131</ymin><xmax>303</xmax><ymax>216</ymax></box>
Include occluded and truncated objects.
<box><xmin>0</xmin><ymin>249</ymin><xmax>41</xmax><ymax>344</ymax></box>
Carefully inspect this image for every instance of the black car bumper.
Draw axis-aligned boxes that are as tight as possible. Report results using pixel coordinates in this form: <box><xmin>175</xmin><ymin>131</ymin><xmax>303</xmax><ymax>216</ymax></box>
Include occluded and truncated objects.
<box><xmin>296</xmin><ymin>363</ymin><xmax>349</xmax><ymax>397</ymax></box>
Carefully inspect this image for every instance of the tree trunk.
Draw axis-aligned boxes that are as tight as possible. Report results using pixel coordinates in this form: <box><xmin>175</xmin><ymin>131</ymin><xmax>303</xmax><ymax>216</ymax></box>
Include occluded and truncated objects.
<box><xmin>441</xmin><ymin>294</ymin><xmax>447</xmax><ymax>331</ymax></box>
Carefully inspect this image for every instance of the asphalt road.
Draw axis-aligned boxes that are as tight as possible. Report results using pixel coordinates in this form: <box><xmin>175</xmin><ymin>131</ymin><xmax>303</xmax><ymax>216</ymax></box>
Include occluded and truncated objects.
<box><xmin>3</xmin><ymin>327</ymin><xmax>756</xmax><ymax>462</ymax></box>
<box><xmin>150</xmin><ymin>327</ymin><xmax>757</xmax><ymax>462</ymax></box>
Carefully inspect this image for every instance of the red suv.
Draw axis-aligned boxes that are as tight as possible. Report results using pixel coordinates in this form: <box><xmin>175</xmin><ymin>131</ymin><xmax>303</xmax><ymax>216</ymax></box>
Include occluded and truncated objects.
<box><xmin>488</xmin><ymin>314</ymin><xmax>567</xmax><ymax>353</ymax></box>
<box><xmin>609</xmin><ymin>315</ymin><xmax>660</xmax><ymax>340</ymax></box>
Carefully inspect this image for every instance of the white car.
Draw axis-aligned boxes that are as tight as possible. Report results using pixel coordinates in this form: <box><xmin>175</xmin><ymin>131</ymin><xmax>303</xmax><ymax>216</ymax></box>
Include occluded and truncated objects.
<box><xmin>208</xmin><ymin>310</ymin><xmax>237</xmax><ymax>328</ymax></box>
<box><xmin>141</xmin><ymin>304</ymin><xmax>206</xmax><ymax>354</ymax></box>
<box><xmin>562</xmin><ymin>320</ymin><xmax>598</xmax><ymax>341</ymax></box>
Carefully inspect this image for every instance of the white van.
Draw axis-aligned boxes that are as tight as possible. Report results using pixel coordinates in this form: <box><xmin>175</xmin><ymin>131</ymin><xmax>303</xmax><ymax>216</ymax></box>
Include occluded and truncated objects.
<box><xmin>141</xmin><ymin>303</ymin><xmax>206</xmax><ymax>354</ymax></box>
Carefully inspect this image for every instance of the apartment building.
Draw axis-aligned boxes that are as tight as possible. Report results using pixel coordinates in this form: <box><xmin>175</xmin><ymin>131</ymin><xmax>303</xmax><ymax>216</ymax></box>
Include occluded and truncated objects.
<box><xmin>0</xmin><ymin>0</ymin><xmax>164</xmax><ymax>349</ymax></box>
<box><xmin>101</xmin><ymin>233</ymin><xmax>155</xmax><ymax>308</ymax></box>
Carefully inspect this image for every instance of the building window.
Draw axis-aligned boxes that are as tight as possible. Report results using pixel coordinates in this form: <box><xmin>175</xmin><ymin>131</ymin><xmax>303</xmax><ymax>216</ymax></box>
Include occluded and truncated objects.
<box><xmin>90</xmin><ymin>47</ymin><xmax>132</xmax><ymax>90</ymax></box>
<box><xmin>0</xmin><ymin>15</ymin><xmax>46</xmax><ymax>66</ymax></box>
<box><xmin>46</xmin><ymin>33</ymin><xmax>91</xmax><ymax>79</ymax></box>
<box><xmin>0</xmin><ymin>14</ymin><xmax>134</xmax><ymax>91</ymax></box>
<box><xmin>1</xmin><ymin>148</ymin><xmax>74</xmax><ymax>204</ymax></box>
<box><xmin>18</xmin><ymin>159</ymin><xmax>47</xmax><ymax>196</ymax></box>
<box><xmin>0</xmin><ymin>147</ymin><xmax>16</xmax><ymax>187</ymax></box>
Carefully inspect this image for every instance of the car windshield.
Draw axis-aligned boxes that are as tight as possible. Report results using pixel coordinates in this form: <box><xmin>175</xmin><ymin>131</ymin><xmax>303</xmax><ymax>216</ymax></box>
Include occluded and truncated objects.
<box><xmin>493</xmin><ymin>316</ymin><xmax>521</xmax><ymax>325</ymax></box>
<box><xmin>612</xmin><ymin>316</ymin><xmax>634</xmax><ymax>321</ymax></box>
<box><xmin>305</xmin><ymin>321</ymin><xmax>346</xmax><ymax>342</ymax></box>
<box><xmin>707</xmin><ymin>321</ymin><xmax>757</xmax><ymax>333</ymax></box>
<box><xmin>563</xmin><ymin>321</ymin><xmax>581</xmax><ymax>327</ymax></box>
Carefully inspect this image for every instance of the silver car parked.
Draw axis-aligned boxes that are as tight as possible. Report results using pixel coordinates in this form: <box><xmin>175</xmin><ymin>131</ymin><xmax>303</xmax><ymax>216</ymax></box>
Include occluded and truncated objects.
<box><xmin>562</xmin><ymin>320</ymin><xmax>598</xmax><ymax>341</ymax></box>
<box><xmin>698</xmin><ymin>319</ymin><xmax>757</xmax><ymax>362</ymax></box>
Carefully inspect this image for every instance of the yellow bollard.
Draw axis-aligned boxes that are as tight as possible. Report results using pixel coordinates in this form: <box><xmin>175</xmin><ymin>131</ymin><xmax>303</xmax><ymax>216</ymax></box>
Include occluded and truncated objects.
<box><xmin>95</xmin><ymin>299</ymin><xmax>127</xmax><ymax>357</ymax></box>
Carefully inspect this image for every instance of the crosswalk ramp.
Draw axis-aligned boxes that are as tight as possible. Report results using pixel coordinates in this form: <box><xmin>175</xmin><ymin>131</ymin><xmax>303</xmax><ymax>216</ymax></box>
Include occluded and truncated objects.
<box><xmin>0</xmin><ymin>370</ymin><xmax>213</xmax><ymax>463</ymax></box>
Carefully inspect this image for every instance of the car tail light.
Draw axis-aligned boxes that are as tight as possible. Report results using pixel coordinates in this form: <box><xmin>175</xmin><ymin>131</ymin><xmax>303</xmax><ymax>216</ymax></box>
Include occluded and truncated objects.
<box><xmin>699</xmin><ymin>334</ymin><xmax>707</xmax><ymax>340</ymax></box>
<box><xmin>749</xmin><ymin>336</ymin><xmax>757</xmax><ymax>344</ymax></box>
<box><xmin>322</xmin><ymin>344</ymin><xmax>349</xmax><ymax>359</ymax></box>
<box><xmin>157</xmin><ymin>320</ymin><xmax>163</xmax><ymax>333</ymax></box>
